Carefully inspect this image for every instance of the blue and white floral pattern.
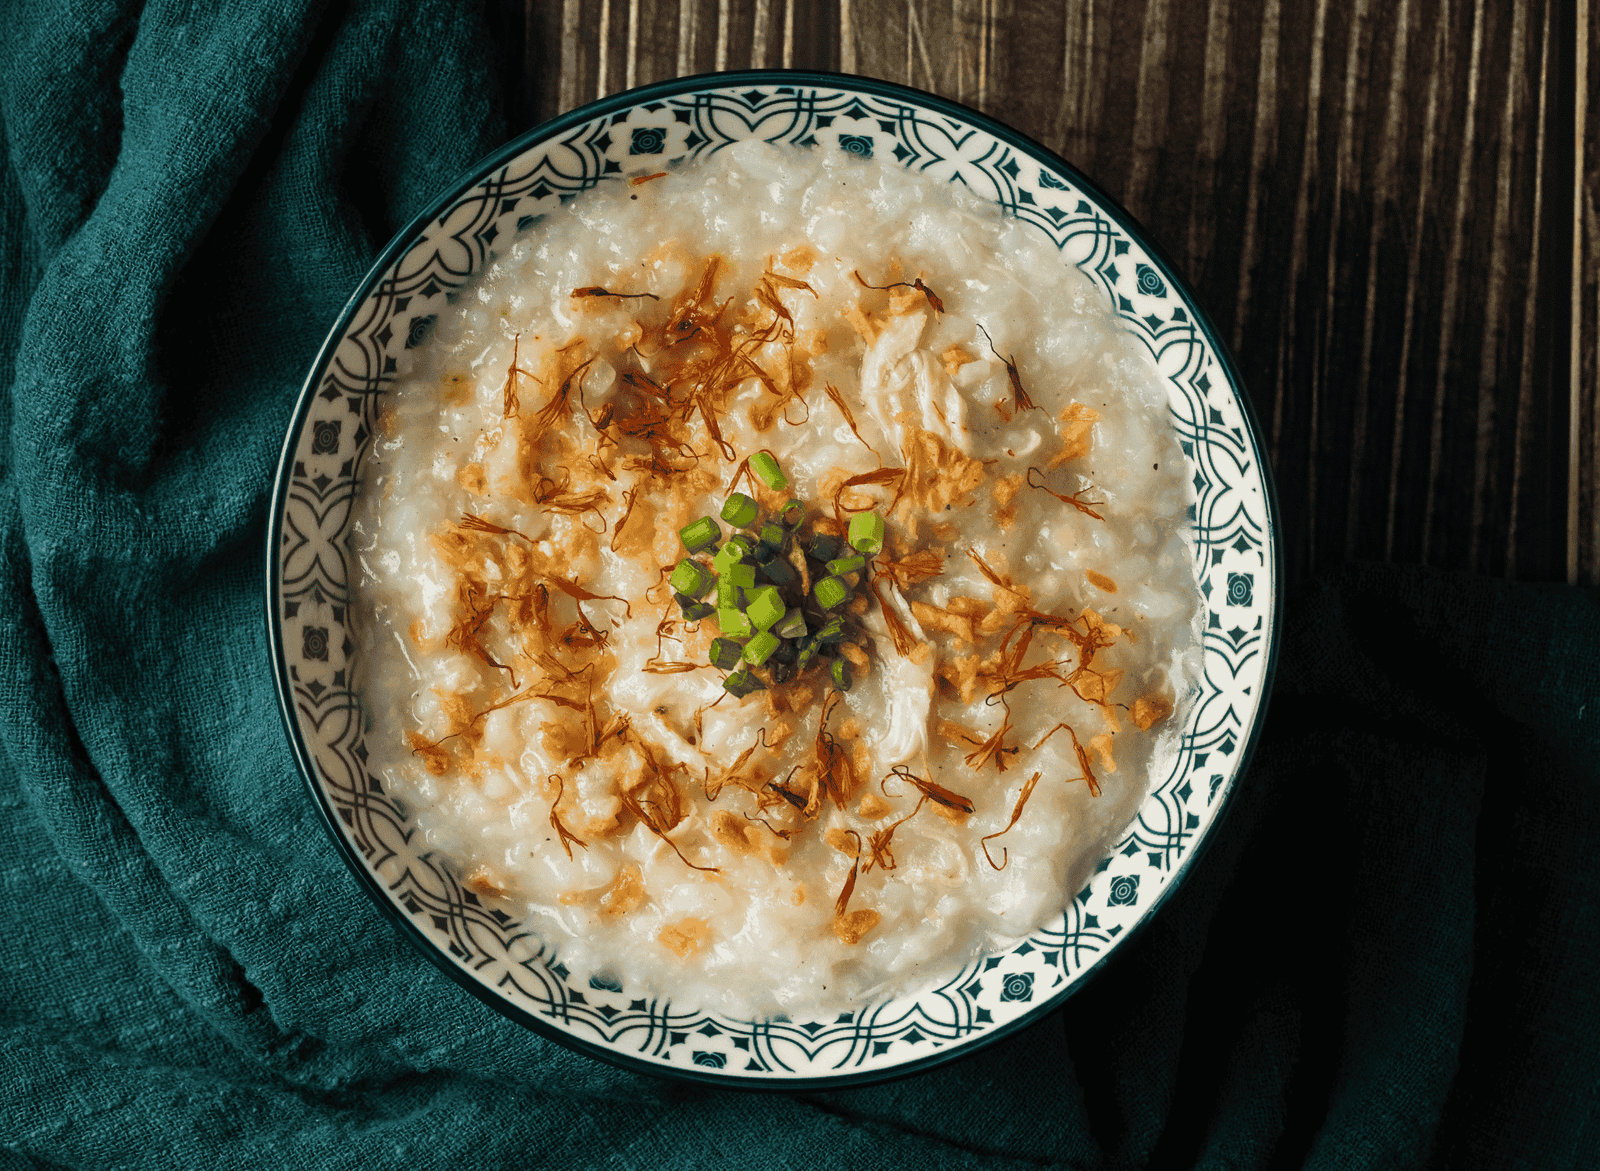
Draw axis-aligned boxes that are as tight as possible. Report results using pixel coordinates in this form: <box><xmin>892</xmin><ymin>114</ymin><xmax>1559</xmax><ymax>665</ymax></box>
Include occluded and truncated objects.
<box><xmin>269</xmin><ymin>75</ymin><xmax>1278</xmax><ymax>1088</ymax></box>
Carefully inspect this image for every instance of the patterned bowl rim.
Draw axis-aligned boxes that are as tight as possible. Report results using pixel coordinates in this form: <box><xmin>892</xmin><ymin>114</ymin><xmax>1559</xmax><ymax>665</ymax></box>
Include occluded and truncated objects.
<box><xmin>267</xmin><ymin>68</ymin><xmax>1283</xmax><ymax>1090</ymax></box>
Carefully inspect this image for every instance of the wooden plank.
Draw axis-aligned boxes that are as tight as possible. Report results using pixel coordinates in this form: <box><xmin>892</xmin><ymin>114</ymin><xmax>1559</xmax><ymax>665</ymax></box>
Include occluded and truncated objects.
<box><xmin>1342</xmin><ymin>0</ymin><xmax>1407</xmax><ymax>561</ymax></box>
<box><xmin>1578</xmin><ymin>0</ymin><xmax>1598</xmax><ymax>583</ymax></box>
<box><xmin>787</xmin><ymin>0</ymin><xmax>841</xmax><ymax>71</ymax></box>
<box><xmin>1506</xmin><ymin>0</ymin><xmax>1552</xmax><ymax>579</ymax></box>
<box><xmin>632</xmin><ymin>0</ymin><xmax>683</xmax><ymax>89</ymax></box>
<box><xmin>522</xmin><ymin>0</ymin><xmax>564</xmax><ymax>127</ymax></box>
<box><xmin>1052</xmin><ymin>0</ymin><xmax>1112</xmax><ymax>177</ymax></box>
<box><xmin>1520</xmin><ymin>0</ymin><xmax>1576</xmax><ymax>584</ymax></box>
<box><xmin>998</xmin><ymin>3</ymin><xmax>1071</xmax><ymax>146</ymax></box>
<box><xmin>843</xmin><ymin>0</ymin><xmax>906</xmax><ymax>86</ymax></box>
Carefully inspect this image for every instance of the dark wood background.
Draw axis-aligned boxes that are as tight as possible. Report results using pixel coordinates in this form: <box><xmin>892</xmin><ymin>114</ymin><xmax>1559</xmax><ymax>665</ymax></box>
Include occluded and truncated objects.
<box><xmin>486</xmin><ymin>0</ymin><xmax>1597</xmax><ymax>588</ymax></box>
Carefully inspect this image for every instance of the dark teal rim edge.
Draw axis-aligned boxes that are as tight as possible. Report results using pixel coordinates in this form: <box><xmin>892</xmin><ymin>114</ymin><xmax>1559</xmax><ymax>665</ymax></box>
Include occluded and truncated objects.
<box><xmin>266</xmin><ymin>67</ymin><xmax>1285</xmax><ymax>1093</ymax></box>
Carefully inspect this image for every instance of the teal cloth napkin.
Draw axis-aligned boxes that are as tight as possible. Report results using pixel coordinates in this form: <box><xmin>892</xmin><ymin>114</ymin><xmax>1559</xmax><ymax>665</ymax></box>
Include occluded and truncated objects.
<box><xmin>2</xmin><ymin>3</ymin><xmax>1596</xmax><ymax>1166</ymax></box>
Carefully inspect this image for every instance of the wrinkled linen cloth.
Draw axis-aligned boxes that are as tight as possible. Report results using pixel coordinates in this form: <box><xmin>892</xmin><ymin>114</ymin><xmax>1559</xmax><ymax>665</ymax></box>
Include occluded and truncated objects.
<box><xmin>2</xmin><ymin>3</ymin><xmax>1596</xmax><ymax>1167</ymax></box>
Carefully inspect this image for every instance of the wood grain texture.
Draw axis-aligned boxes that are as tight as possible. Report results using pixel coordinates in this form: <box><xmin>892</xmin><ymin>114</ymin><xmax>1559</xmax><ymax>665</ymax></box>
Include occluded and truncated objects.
<box><xmin>1579</xmin><ymin>0</ymin><xmax>1598</xmax><ymax>583</ymax></box>
<box><xmin>489</xmin><ymin>0</ymin><xmax>1593</xmax><ymax>586</ymax></box>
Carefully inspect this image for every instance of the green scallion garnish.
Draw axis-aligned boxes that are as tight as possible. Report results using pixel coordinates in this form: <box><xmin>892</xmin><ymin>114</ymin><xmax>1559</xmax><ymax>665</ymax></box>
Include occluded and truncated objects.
<box><xmin>678</xmin><ymin>453</ymin><xmax>900</xmax><ymax>698</ymax></box>
<box><xmin>679</xmin><ymin>516</ymin><xmax>720</xmax><ymax>552</ymax></box>
<box><xmin>669</xmin><ymin>559</ymin><xmax>714</xmax><ymax>598</ymax></box>
<box><xmin>746</xmin><ymin>586</ymin><xmax>786</xmax><ymax>630</ymax></box>
<box><xmin>817</xmin><ymin>617</ymin><xmax>847</xmax><ymax>642</ymax></box>
<box><xmin>813</xmin><ymin>576</ymin><xmax>850</xmax><ymax>610</ymax></box>
<box><xmin>708</xmin><ymin>638</ymin><xmax>743</xmax><ymax>671</ymax></box>
<box><xmin>750</xmin><ymin>451</ymin><xmax>788</xmax><ymax>490</ymax></box>
<box><xmin>759</xmin><ymin>557</ymin><xmax>797</xmax><ymax>586</ymax></box>
<box><xmin>809</xmin><ymin>533</ymin><xmax>841</xmax><ymax>562</ymax></box>
<box><xmin>721</xmin><ymin>493</ymin><xmax>760</xmax><ymax>529</ymax></box>
<box><xmin>743</xmin><ymin>630</ymin><xmax>781</xmax><ymax>665</ymax></box>
<box><xmin>775</xmin><ymin>610</ymin><xmax>808</xmax><ymax>640</ymax></box>
<box><xmin>717</xmin><ymin>608</ymin><xmax>753</xmax><ymax>638</ymax></box>
<box><xmin>676</xmin><ymin>595</ymin><xmax>715</xmax><ymax>621</ymax></box>
<box><xmin>848</xmin><ymin>511</ymin><xmax>885</xmax><ymax>555</ymax></box>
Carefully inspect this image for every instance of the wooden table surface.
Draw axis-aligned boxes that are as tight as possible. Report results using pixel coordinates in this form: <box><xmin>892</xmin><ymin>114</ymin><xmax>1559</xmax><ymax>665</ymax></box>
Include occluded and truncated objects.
<box><xmin>487</xmin><ymin>0</ymin><xmax>1597</xmax><ymax>588</ymax></box>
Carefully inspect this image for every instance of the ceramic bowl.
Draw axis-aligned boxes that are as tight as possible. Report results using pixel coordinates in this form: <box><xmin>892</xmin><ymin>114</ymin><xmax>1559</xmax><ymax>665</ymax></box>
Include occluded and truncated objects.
<box><xmin>267</xmin><ymin>71</ymin><xmax>1281</xmax><ymax>1088</ymax></box>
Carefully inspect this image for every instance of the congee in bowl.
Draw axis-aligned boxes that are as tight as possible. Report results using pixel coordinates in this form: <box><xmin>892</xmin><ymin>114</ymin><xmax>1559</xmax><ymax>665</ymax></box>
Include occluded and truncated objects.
<box><xmin>347</xmin><ymin>141</ymin><xmax>1201</xmax><ymax>1021</ymax></box>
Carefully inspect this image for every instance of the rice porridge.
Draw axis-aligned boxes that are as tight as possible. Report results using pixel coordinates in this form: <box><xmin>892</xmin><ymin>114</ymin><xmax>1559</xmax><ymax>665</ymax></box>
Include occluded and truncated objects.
<box><xmin>350</xmin><ymin>142</ymin><xmax>1200</xmax><ymax>1019</ymax></box>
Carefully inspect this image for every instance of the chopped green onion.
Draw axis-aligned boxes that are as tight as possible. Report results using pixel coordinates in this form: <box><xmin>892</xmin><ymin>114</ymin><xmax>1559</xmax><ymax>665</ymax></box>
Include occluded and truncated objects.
<box><xmin>743</xmin><ymin>630</ymin><xmax>781</xmax><ymax>665</ymax></box>
<box><xmin>679</xmin><ymin>516</ymin><xmax>720</xmax><ymax>553</ymax></box>
<box><xmin>723</xmin><ymin>668</ymin><xmax>765</xmax><ymax>697</ymax></box>
<box><xmin>848</xmin><ymin>511</ymin><xmax>885</xmax><ymax>555</ymax></box>
<box><xmin>746</xmin><ymin>586</ymin><xmax>786</xmax><ymax>630</ymax></box>
<box><xmin>717</xmin><ymin>608</ymin><xmax>753</xmax><ymax>638</ymax></box>
<box><xmin>750</xmin><ymin>451</ymin><xmax>788</xmax><ymax>490</ymax></box>
<box><xmin>676</xmin><ymin>595</ymin><xmax>715</xmax><ymax>621</ymax></box>
<box><xmin>669</xmin><ymin>559</ymin><xmax>713</xmax><ymax>598</ymax></box>
<box><xmin>684</xmin><ymin>467</ymin><xmax>882</xmax><ymax>687</ymax></box>
<box><xmin>709</xmin><ymin>638</ymin><xmax>744</xmax><ymax>671</ymax></box>
<box><xmin>809</xmin><ymin>533</ymin><xmax>841</xmax><ymax>562</ymax></box>
<box><xmin>714</xmin><ymin>557</ymin><xmax>756</xmax><ymax>589</ymax></box>
<box><xmin>721</xmin><ymin>492</ymin><xmax>759</xmax><ymax>529</ymax></box>
<box><xmin>813</xmin><ymin>576</ymin><xmax>850</xmax><ymax>610</ymax></box>
<box><xmin>759</xmin><ymin>557</ymin><xmax>797</xmax><ymax>586</ymax></box>
<box><xmin>817</xmin><ymin>617</ymin><xmax>847</xmax><ymax>643</ymax></box>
